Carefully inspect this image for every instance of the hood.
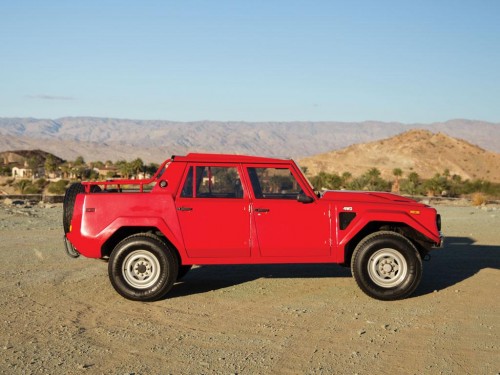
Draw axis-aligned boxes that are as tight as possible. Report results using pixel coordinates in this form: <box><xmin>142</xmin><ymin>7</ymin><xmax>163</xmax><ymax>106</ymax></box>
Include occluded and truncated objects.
<box><xmin>320</xmin><ymin>190</ymin><xmax>425</xmax><ymax>206</ymax></box>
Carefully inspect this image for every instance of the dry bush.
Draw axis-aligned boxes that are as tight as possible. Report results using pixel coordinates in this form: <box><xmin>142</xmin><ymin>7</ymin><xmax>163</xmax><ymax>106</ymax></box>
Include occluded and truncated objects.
<box><xmin>471</xmin><ymin>192</ymin><xmax>486</xmax><ymax>206</ymax></box>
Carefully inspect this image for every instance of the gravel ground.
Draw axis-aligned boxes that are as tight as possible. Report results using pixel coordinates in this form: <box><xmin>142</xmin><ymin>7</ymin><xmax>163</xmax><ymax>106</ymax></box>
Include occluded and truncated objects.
<box><xmin>0</xmin><ymin>202</ymin><xmax>499</xmax><ymax>374</ymax></box>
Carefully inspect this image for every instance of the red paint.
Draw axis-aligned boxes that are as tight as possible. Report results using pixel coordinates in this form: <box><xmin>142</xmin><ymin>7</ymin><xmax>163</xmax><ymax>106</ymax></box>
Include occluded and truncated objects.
<box><xmin>66</xmin><ymin>153</ymin><xmax>442</xmax><ymax>265</ymax></box>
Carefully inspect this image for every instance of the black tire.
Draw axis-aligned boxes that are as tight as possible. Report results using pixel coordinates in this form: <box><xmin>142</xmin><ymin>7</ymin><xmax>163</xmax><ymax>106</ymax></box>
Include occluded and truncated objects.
<box><xmin>351</xmin><ymin>231</ymin><xmax>422</xmax><ymax>301</ymax></box>
<box><xmin>63</xmin><ymin>183</ymin><xmax>85</xmax><ymax>234</ymax></box>
<box><xmin>108</xmin><ymin>234</ymin><xmax>178</xmax><ymax>301</ymax></box>
<box><xmin>177</xmin><ymin>265</ymin><xmax>193</xmax><ymax>280</ymax></box>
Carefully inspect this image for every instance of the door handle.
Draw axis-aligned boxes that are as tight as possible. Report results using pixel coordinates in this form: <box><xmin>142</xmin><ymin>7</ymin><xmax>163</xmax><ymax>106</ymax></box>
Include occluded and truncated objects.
<box><xmin>255</xmin><ymin>208</ymin><xmax>270</xmax><ymax>213</ymax></box>
<box><xmin>177</xmin><ymin>207</ymin><xmax>193</xmax><ymax>211</ymax></box>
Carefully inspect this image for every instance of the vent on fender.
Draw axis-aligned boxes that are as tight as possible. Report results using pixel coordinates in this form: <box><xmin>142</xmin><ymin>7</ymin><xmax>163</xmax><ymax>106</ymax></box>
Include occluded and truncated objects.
<box><xmin>339</xmin><ymin>212</ymin><xmax>356</xmax><ymax>230</ymax></box>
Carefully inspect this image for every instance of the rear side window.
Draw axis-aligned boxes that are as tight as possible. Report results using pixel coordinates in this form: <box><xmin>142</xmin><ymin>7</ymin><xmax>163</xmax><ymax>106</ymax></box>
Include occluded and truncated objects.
<box><xmin>180</xmin><ymin>166</ymin><xmax>243</xmax><ymax>198</ymax></box>
<box><xmin>247</xmin><ymin>167</ymin><xmax>303</xmax><ymax>199</ymax></box>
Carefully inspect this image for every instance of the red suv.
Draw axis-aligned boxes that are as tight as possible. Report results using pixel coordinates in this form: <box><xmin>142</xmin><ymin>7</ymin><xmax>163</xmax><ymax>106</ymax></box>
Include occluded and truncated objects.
<box><xmin>63</xmin><ymin>153</ymin><xmax>442</xmax><ymax>301</ymax></box>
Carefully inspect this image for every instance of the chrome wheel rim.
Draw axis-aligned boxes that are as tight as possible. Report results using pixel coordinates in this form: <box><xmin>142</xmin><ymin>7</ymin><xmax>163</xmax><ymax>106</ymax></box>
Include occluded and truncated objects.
<box><xmin>122</xmin><ymin>250</ymin><xmax>161</xmax><ymax>289</ymax></box>
<box><xmin>368</xmin><ymin>248</ymin><xmax>408</xmax><ymax>288</ymax></box>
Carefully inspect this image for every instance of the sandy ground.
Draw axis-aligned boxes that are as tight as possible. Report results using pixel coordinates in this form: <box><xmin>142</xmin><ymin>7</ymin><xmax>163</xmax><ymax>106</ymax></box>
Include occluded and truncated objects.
<box><xmin>0</xmin><ymin>202</ymin><xmax>499</xmax><ymax>375</ymax></box>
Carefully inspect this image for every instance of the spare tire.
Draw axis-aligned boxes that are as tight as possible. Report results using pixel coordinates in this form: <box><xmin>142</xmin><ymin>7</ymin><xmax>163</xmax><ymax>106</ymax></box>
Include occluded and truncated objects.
<box><xmin>63</xmin><ymin>183</ymin><xmax>102</xmax><ymax>234</ymax></box>
<box><xmin>63</xmin><ymin>183</ymin><xmax>85</xmax><ymax>234</ymax></box>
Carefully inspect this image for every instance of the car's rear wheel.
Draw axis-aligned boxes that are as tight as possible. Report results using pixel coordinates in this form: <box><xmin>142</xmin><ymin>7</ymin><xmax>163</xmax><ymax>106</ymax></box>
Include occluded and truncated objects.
<box><xmin>108</xmin><ymin>234</ymin><xmax>178</xmax><ymax>301</ymax></box>
<box><xmin>351</xmin><ymin>231</ymin><xmax>422</xmax><ymax>301</ymax></box>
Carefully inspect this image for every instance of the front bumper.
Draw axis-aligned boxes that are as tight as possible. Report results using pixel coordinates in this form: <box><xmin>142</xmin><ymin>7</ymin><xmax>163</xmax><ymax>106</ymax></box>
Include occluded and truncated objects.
<box><xmin>434</xmin><ymin>232</ymin><xmax>445</xmax><ymax>248</ymax></box>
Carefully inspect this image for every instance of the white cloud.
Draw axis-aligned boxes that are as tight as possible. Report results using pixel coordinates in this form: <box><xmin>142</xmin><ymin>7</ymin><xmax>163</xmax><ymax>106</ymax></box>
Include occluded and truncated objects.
<box><xmin>26</xmin><ymin>94</ymin><xmax>75</xmax><ymax>101</ymax></box>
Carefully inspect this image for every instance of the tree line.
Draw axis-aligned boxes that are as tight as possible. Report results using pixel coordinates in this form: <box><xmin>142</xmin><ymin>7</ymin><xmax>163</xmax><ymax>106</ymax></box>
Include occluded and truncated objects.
<box><xmin>1</xmin><ymin>156</ymin><xmax>159</xmax><ymax>195</ymax></box>
<box><xmin>2</xmin><ymin>155</ymin><xmax>499</xmax><ymax>199</ymax></box>
<box><xmin>307</xmin><ymin>167</ymin><xmax>500</xmax><ymax>199</ymax></box>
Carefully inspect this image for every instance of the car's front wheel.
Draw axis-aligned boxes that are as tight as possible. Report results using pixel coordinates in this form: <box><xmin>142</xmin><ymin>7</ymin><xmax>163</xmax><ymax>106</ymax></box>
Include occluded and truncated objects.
<box><xmin>351</xmin><ymin>231</ymin><xmax>422</xmax><ymax>301</ymax></box>
<box><xmin>108</xmin><ymin>234</ymin><xmax>178</xmax><ymax>301</ymax></box>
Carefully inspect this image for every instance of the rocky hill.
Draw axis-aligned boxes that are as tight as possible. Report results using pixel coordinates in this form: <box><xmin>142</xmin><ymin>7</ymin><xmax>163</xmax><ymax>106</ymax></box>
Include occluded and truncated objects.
<box><xmin>0</xmin><ymin>117</ymin><xmax>499</xmax><ymax>163</ymax></box>
<box><xmin>299</xmin><ymin>130</ymin><xmax>500</xmax><ymax>182</ymax></box>
<box><xmin>0</xmin><ymin>149</ymin><xmax>64</xmax><ymax>166</ymax></box>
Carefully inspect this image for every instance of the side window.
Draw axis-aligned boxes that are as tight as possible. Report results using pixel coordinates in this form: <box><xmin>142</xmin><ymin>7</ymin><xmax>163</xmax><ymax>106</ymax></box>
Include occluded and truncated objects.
<box><xmin>180</xmin><ymin>166</ymin><xmax>243</xmax><ymax>198</ymax></box>
<box><xmin>180</xmin><ymin>167</ymin><xmax>194</xmax><ymax>197</ymax></box>
<box><xmin>248</xmin><ymin>167</ymin><xmax>303</xmax><ymax>199</ymax></box>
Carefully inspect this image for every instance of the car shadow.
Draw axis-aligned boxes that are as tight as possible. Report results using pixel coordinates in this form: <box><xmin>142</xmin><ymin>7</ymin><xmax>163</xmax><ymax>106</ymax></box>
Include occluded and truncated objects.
<box><xmin>168</xmin><ymin>263</ymin><xmax>352</xmax><ymax>299</ymax></box>
<box><xmin>168</xmin><ymin>236</ymin><xmax>499</xmax><ymax>299</ymax></box>
<box><xmin>416</xmin><ymin>236</ymin><xmax>500</xmax><ymax>297</ymax></box>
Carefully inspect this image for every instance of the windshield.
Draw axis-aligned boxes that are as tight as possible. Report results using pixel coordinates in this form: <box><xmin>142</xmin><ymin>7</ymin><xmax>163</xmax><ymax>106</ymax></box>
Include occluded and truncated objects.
<box><xmin>292</xmin><ymin>159</ymin><xmax>322</xmax><ymax>197</ymax></box>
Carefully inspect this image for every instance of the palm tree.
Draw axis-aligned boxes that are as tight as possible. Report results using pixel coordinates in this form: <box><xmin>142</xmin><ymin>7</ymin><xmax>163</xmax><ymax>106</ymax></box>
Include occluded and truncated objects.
<box><xmin>129</xmin><ymin>158</ymin><xmax>144</xmax><ymax>178</ymax></box>
<box><xmin>408</xmin><ymin>172</ymin><xmax>419</xmax><ymax>185</ymax></box>
<box><xmin>341</xmin><ymin>171</ymin><xmax>352</xmax><ymax>187</ymax></box>
<box><xmin>74</xmin><ymin>156</ymin><xmax>85</xmax><ymax>166</ymax></box>
<box><xmin>115</xmin><ymin>160</ymin><xmax>133</xmax><ymax>179</ymax></box>
<box><xmin>15</xmin><ymin>179</ymin><xmax>31</xmax><ymax>194</ymax></box>
<box><xmin>44</xmin><ymin>154</ymin><xmax>58</xmax><ymax>177</ymax></box>
<box><xmin>392</xmin><ymin>168</ymin><xmax>403</xmax><ymax>193</ymax></box>
<box><xmin>443</xmin><ymin>168</ymin><xmax>450</xmax><ymax>180</ymax></box>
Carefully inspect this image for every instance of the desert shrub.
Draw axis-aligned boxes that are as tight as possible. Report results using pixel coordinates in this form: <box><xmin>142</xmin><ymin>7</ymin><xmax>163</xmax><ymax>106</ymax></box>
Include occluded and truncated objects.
<box><xmin>310</xmin><ymin>172</ymin><xmax>342</xmax><ymax>190</ymax></box>
<box><xmin>47</xmin><ymin>180</ymin><xmax>69</xmax><ymax>194</ymax></box>
<box><xmin>424</xmin><ymin>173</ymin><xmax>451</xmax><ymax>196</ymax></box>
<box><xmin>14</xmin><ymin>180</ymin><xmax>42</xmax><ymax>194</ymax></box>
<box><xmin>471</xmin><ymin>192</ymin><xmax>486</xmax><ymax>206</ymax></box>
<box><xmin>345</xmin><ymin>168</ymin><xmax>390</xmax><ymax>191</ymax></box>
<box><xmin>400</xmin><ymin>172</ymin><xmax>426</xmax><ymax>196</ymax></box>
<box><xmin>35</xmin><ymin>178</ymin><xmax>48</xmax><ymax>189</ymax></box>
<box><xmin>24</xmin><ymin>184</ymin><xmax>42</xmax><ymax>194</ymax></box>
<box><xmin>0</xmin><ymin>165</ymin><xmax>12</xmax><ymax>176</ymax></box>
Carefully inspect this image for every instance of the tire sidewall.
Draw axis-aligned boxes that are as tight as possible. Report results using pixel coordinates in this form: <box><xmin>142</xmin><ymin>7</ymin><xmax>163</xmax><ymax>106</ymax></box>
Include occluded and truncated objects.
<box><xmin>352</xmin><ymin>233</ymin><xmax>422</xmax><ymax>301</ymax></box>
<box><xmin>108</xmin><ymin>236</ymin><xmax>177</xmax><ymax>301</ymax></box>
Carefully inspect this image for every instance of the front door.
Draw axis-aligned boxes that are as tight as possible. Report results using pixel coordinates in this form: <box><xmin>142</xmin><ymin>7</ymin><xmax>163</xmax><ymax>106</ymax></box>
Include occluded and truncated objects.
<box><xmin>246</xmin><ymin>166</ymin><xmax>331</xmax><ymax>257</ymax></box>
<box><xmin>175</xmin><ymin>165</ymin><xmax>251</xmax><ymax>258</ymax></box>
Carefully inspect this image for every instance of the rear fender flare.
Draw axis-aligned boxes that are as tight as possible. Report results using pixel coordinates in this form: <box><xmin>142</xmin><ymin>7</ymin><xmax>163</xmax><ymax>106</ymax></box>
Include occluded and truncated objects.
<box><xmin>96</xmin><ymin>217</ymin><xmax>187</xmax><ymax>260</ymax></box>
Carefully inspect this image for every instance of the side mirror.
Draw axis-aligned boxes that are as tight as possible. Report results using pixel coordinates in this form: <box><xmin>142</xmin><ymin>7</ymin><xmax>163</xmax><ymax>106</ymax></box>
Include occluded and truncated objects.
<box><xmin>297</xmin><ymin>194</ymin><xmax>314</xmax><ymax>204</ymax></box>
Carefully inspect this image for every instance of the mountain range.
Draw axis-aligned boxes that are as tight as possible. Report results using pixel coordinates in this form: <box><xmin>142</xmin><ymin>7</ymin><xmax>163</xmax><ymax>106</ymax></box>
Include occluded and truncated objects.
<box><xmin>0</xmin><ymin>117</ymin><xmax>499</xmax><ymax>163</ymax></box>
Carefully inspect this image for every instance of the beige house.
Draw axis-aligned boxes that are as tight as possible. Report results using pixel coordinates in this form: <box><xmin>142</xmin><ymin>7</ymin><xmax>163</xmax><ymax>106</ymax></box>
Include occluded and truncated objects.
<box><xmin>12</xmin><ymin>166</ymin><xmax>33</xmax><ymax>178</ymax></box>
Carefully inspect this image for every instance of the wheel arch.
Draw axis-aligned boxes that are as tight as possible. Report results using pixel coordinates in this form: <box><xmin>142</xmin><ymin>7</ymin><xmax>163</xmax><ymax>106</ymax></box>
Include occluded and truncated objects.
<box><xmin>101</xmin><ymin>226</ymin><xmax>182</xmax><ymax>263</ymax></box>
<box><xmin>341</xmin><ymin>221</ymin><xmax>432</xmax><ymax>267</ymax></box>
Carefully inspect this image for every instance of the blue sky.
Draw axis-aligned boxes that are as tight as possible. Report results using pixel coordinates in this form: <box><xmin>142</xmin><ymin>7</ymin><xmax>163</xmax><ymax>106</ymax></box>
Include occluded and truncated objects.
<box><xmin>1</xmin><ymin>1</ymin><xmax>499</xmax><ymax>123</ymax></box>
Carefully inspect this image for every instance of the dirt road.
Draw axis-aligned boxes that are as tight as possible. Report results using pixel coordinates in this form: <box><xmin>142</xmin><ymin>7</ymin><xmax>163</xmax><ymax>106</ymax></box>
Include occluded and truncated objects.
<box><xmin>0</xmin><ymin>202</ymin><xmax>499</xmax><ymax>374</ymax></box>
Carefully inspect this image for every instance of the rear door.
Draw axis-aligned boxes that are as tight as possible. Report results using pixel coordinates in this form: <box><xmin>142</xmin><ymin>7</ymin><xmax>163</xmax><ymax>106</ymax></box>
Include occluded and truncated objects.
<box><xmin>175</xmin><ymin>164</ymin><xmax>251</xmax><ymax>258</ymax></box>
<box><xmin>246</xmin><ymin>165</ymin><xmax>331</xmax><ymax>257</ymax></box>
